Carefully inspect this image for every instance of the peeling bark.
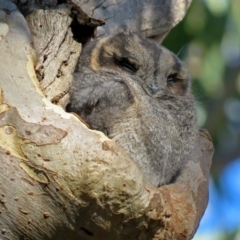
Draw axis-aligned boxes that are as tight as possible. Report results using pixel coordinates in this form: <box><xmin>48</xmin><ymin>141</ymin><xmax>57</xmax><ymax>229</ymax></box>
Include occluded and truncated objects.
<box><xmin>0</xmin><ymin>0</ymin><xmax>213</xmax><ymax>239</ymax></box>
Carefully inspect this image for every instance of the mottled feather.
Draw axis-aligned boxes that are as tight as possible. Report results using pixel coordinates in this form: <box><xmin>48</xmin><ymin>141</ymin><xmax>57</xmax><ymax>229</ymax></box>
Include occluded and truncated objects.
<box><xmin>68</xmin><ymin>30</ymin><xmax>197</xmax><ymax>187</ymax></box>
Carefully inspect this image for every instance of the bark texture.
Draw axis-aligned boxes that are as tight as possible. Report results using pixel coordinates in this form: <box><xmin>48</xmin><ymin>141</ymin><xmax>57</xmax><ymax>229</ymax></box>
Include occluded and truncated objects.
<box><xmin>0</xmin><ymin>0</ymin><xmax>213</xmax><ymax>239</ymax></box>
<box><xmin>77</xmin><ymin>0</ymin><xmax>192</xmax><ymax>40</ymax></box>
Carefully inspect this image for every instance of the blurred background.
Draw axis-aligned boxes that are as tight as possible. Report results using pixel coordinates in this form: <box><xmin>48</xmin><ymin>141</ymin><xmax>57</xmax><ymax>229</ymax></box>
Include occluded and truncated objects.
<box><xmin>163</xmin><ymin>0</ymin><xmax>240</xmax><ymax>239</ymax></box>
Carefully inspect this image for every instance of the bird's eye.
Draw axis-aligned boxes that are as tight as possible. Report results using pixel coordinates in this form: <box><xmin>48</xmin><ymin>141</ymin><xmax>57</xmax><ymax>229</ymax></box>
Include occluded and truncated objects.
<box><xmin>167</xmin><ymin>73</ymin><xmax>178</xmax><ymax>84</ymax></box>
<box><xmin>115</xmin><ymin>57</ymin><xmax>137</xmax><ymax>73</ymax></box>
<box><xmin>166</xmin><ymin>72</ymin><xmax>188</xmax><ymax>95</ymax></box>
<box><xmin>121</xmin><ymin>62</ymin><xmax>136</xmax><ymax>72</ymax></box>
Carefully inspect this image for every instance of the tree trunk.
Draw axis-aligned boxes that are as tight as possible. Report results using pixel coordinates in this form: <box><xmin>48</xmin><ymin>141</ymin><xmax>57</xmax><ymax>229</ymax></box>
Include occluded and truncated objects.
<box><xmin>0</xmin><ymin>0</ymin><xmax>213</xmax><ymax>239</ymax></box>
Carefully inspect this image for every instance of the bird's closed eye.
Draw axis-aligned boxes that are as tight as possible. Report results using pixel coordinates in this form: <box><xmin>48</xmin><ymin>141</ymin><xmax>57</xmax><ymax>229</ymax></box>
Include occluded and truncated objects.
<box><xmin>167</xmin><ymin>73</ymin><xmax>188</xmax><ymax>95</ymax></box>
<box><xmin>115</xmin><ymin>57</ymin><xmax>138</xmax><ymax>73</ymax></box>
<box><xmin>167</xmin><ymin>73</ymin><xmax>179</xmax><ymax>84</ymax></box>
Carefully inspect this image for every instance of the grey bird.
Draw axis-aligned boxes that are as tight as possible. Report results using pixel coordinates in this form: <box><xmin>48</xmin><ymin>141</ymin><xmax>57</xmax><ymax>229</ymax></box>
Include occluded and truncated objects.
<box><xmin>67</xmin><ymin>30</ymin><xmax>197</xmax><ymax>187</ymax></box>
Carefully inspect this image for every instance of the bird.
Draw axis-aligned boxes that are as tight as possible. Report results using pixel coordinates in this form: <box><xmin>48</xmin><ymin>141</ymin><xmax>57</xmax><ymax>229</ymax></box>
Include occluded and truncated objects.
<box><xmin>67</xmin><ymin>29</ymin><xmax>197</xmax><ymax>187</ymax></box>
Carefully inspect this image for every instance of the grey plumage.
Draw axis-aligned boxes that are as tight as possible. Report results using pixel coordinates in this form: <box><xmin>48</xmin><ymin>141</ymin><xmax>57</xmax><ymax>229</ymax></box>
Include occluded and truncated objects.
<box><xmin>68</xmin><ymin>30</ymin><xmax>197</xmax><ymax>187</ymax></box>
